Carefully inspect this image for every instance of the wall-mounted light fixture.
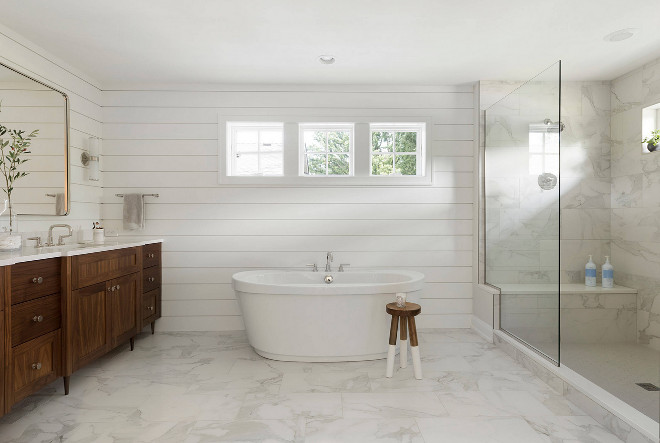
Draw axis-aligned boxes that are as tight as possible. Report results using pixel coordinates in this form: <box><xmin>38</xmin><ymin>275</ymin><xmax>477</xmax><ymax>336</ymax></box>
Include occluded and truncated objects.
<box><xmin>81</xmin><ymin>136</ymin><xmax>100</xmax><ymax>181</ymax></box>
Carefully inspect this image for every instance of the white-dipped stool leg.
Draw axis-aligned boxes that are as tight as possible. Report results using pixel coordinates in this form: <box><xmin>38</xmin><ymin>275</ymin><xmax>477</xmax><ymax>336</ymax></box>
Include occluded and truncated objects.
<box><xmin>400</xmin><ymin>340</ymin><xmax>408</xmax><ymax>368</ymax></box>
<box><xmin>386</xmin><ymin>345</ymin><xmax>396</xmax><ymax>378</ymax></box>
<box><xmin>411</xmin><ymin>346</ymin><xmax>422</xmax><ymax>379</ymax></box>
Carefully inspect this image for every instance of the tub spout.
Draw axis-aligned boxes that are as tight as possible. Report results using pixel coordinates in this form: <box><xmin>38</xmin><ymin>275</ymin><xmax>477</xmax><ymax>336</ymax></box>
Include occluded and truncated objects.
<box><xmin>325</xmin><ymin>252</ymin><xmax>333</xmax><ymax>272</ymax></box>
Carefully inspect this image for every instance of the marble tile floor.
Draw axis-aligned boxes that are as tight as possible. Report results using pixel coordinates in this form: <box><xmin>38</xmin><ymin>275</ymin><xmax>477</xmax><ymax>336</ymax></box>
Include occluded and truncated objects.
<box><xmin>561</xmin><ymin>343</ymin><xmax>660</xmax><ymax>422</ymax></box>
<box><xmin>0</xmin><ymin>329</ymin><xmax>628</xmax><ymax>443</ymax></box>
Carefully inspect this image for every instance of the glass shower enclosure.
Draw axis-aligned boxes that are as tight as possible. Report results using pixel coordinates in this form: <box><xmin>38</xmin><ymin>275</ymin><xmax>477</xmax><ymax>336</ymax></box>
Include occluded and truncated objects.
<box><xmin>484</xmin><ymin>62</ymin><xmax>561</xmax><ymax>363</ymax></box>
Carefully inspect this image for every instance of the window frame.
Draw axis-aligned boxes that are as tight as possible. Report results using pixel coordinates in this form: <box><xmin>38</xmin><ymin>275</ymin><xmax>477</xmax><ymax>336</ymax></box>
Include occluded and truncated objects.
<box><xmin>299</xmin><ymin>123</ymin><xmax>355</xmax><ymax>177</ymax></box>
<box><xmin>369</xmin><ymin>123</ymin><xmax>424</xmax><ymax>177</ymax></box>
<box><xmin>227</xmin><ymin>122</ymin><xmax>284</xmax><ymax>177</ymax></box>
<box><xmin>218</xmin><ymin>115</ymin><xmax>432</xmax><ymax>186</ymax></box>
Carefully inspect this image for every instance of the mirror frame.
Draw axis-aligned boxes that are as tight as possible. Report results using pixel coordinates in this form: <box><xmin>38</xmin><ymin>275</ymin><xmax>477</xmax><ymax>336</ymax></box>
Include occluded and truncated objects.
<box><xmin>0</xmin><ymin>61</ymin><xmax>70</xmax><ymax>216</ymax></box>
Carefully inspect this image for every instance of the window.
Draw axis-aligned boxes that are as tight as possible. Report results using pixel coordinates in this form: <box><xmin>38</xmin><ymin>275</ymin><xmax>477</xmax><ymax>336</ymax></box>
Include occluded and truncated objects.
<box><xmin>370</xmin><ymin>124</ymin><xmax>424</xmax><ymax>176</ymax></box>
<box><xmin>228</xmin><ymin>122</ymin><xmax>283</xmax><ymax>176</ymax></box>
<box><xmin>300</xmin><ymin>124</ymin><xmax>353</xmax><ymax>176</ymax></box>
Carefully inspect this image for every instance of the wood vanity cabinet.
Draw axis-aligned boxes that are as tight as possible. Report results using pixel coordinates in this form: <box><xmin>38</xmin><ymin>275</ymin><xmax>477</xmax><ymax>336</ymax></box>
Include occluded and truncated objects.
<box><xmin>3</xmin><ymin>258</ymin><xmax>63</xmax><ymax>413</ymax></box>
<box><xmin>67</xmin><ymin>247</ymin><xmax>141</xmax><ymax>374</ymax></box>
<box><xmin>140</xmin><ymin>243</ymin><xmax>161</xmax><ymax>334</ymax></box>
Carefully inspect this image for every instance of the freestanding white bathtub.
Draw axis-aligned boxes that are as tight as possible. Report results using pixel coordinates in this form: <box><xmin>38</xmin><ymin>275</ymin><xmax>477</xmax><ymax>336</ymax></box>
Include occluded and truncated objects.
<box><xmin>232</xmin><ymin>270</ymin><xmax>424</xmax><ymax>362</ymax></box>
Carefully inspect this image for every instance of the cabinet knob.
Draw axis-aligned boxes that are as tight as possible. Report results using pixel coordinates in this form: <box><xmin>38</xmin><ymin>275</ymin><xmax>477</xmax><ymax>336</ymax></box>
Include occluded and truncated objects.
<box><xmin>148</xmin><ymin>277</ymin><xmax>155</xmax><ymax>282</ymax></box>
<box><xmin>31</xmin><ymin>362</ymin><xmax>42</xmax><ymax>370</ymax></box>
<box><xmin>32</xmin><ymin>315</ymin><xmax>44</xmax><ymax>323</ymax></box>
<box><xmin>148</xmin><ymin>306</ymin><xmax>154</xmax><ymax>311</ymax></box>
<box><xmin>116</xmin><ymin>284</ymin><xmax>120</xmax><ymax>290</ymax></box>
<box><xmin>32</xmin><ymin>276</ymin><xmax>44</xmax><ymax>284</ymax></box>
<box><xmin>147</xmin><ymin>253</ymin><xmax>155</xmax><ymax>258</ymax></box>
<box><xmin>110</xmin><ymin>286</ymin><xmax>116</xmax><ymax>292</ymax></box>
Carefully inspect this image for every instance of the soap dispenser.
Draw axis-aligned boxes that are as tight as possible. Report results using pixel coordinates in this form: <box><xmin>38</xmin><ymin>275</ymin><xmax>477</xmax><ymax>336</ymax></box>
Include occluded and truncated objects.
<box><xmin>602</xmin><ymin>256</ymin><xmax>614</xmax><ymax>288</ymax></box>
<box><xmin>585</xmin><ymin>255</ymin><xmax>597</xmax><ymax>287</ymax></box>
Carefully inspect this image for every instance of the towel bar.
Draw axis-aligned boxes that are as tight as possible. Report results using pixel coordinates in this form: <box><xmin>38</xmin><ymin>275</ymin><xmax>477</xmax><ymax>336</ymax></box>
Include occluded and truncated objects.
<box><xmin>115</xmin><ymin>193</ymin><xmax>159</xmax><ymax>198</ymax></box>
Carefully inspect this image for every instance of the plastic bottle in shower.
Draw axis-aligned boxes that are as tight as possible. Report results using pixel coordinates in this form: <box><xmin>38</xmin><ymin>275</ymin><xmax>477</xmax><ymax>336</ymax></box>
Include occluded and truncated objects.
<box><xmin>602</xmin><ymin>256</ymin><xmax>614</xmax><ymax>288</ymax></box>
<box><xmin>585</xmin><ymin>255</ymin><xmax>597</xmax><ymax>287</ymax></box>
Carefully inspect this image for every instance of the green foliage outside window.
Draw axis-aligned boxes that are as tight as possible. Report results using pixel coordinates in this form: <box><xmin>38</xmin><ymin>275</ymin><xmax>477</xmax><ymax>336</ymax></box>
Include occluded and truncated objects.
<box><xmin>304</xmin><ymin>130</ymin><xmax>350</xmax><ymax>175</ymax></box>
<box><xmin>371</xmin><ymin>131</ymin><xmax>417</xmax><ymax>175</ymax></box>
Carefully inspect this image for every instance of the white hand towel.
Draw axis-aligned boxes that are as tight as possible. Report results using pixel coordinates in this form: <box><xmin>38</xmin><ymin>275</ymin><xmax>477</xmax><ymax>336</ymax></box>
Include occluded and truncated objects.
<box><xmin>123</xmin><ymin>193</ymin><xmax>144</xmax><ymax>230</ymax></box>
<box><xmin>55</xmin><ymin>193</ymin><xmax>65</xmax><ymax>215</ymax></box>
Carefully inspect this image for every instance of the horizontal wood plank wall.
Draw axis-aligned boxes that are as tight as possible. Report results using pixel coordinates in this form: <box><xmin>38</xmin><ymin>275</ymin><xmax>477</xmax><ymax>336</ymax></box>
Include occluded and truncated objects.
<box><xmin>0</xmin><ymin>24</ymin><xmax>102</xmax><ymax>232</ymax></box>
<box><xmin>101</xmin><ymin>85</ymin><xmax>474</xmax><ymax>331</ymax></box>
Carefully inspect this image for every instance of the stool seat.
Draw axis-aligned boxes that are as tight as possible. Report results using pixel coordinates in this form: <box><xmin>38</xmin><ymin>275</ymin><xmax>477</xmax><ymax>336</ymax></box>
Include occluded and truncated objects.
<box><xmin>386</xmin><ymin>302</ymin><xmax>421</xmax><ymax>317</ymax></box>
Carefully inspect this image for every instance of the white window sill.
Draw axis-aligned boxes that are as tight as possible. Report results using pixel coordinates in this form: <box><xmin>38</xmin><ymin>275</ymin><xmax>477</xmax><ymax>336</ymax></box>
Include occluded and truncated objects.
<box><xmin>218</xmin><ymin>175</ymin><xmax>433</xmax><ymax>186</ymax></box>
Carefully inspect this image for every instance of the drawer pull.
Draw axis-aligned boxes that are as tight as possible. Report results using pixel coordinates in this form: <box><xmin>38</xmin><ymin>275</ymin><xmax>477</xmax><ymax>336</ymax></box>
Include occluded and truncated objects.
<box><xmin>147</xmin><ymin>253</ymin><xmax>155</xmax><ymax>258</ymax></box>
<box><xmin>148</xmin><ymin>277</ymin><xmax>155</xmax><ymax>282</ymax></box>
<box><xmin>32</xmin><ymin>315</ymin><xmax>44</xmax><ymax>323</ymax></box>
<box><xmin>110</xmin><ymin>286</ymin><xmax>116</xmax><ymax>292</ymax></box>
<box><xmin>32</xmin><ymin>276</ymin><xmax>44</xmax><ymax>284</ymax></box>
<box><xmin>147</xmin><ymin>306</ymin><xmax>154</xmax><ymax>311</ymax></box>
<box><xmin>31</xmin><ymin>362</ymin><xmax>42</xmax><ymax>370</ymax></box>
<box><xmin>116</xmin><ymin>284</ymin><xmax>120</xmax><ymax>290</ymax></box>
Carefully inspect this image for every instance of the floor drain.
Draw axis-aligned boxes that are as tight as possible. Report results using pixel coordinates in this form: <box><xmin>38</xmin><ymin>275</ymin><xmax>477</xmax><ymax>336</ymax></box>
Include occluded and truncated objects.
<box><xmin>636</xmin><ymin>383</ymin><xmax>660</xmax><ymax>391</ymax></box>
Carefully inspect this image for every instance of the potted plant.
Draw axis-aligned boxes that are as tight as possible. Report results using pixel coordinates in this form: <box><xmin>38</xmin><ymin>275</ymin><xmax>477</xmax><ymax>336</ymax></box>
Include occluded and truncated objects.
<box><xmin>0</xmin><ymin>104</ymin><xmax>38</xmax><ymax>249</ymax></box>
<box><xmin>643</xmin><ymin>129</ymin><xmax>660</xmax><ymax>152</ymax></box>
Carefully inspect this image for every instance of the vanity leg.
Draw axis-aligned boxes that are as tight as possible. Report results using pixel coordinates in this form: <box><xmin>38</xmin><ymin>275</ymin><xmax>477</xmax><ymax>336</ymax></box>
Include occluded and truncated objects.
<box><xmin>63</xmin><ymin>376</ymin><xmax>70</xmax><ymax>395</ymax></box>
<box><xmin>151</xmin><ymin>321</ymin><xmax>155</xmax><ymax>334</ymax></box>
<box><xmin>130</xmin><ymin>337</ymin><xmax>135</xmax><ymax>351</ymax></box>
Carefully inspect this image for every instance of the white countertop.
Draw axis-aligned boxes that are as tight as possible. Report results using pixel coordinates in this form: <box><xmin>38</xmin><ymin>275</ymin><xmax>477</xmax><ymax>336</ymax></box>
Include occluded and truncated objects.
<box><xmin>493</xmin><ymin>283</ymin><xmax>637</xmax><ymax>295</ymax></box>
<box><xmin>0</xmin><ymin>238</ymin><xmax>163</xmax><ymax>266</ymax></box>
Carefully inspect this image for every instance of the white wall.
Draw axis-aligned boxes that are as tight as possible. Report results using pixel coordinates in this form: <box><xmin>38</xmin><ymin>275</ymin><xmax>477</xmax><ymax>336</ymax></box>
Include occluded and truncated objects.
<box><xmin>100</xmin><ymin>84</ymin><xmax>476</xmax><ymax>331</ymax></box>
<box><xmin>0</xmin><ymin>24</ymin><xmax>103</xmax><ymax>233</ymax></box>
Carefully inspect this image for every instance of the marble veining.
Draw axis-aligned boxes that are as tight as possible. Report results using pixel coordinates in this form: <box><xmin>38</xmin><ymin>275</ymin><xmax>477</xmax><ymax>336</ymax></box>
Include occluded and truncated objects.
<box><xmin>0</xmin><ymin>329</ymin><xmax>627</xmax><ymax>442</ymax></box>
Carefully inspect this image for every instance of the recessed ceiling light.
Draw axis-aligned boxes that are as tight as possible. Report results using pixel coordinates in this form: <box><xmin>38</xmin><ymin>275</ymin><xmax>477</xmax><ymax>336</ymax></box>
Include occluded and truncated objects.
<box><xmin>603</xmin><ymin>28</ymin><xmax>637</xmax><ymax>42</ymax></box>
<box><xmin>318</xmin><ymin>55</ymin><xmax>335</xmax><ymax>65</ymax></box>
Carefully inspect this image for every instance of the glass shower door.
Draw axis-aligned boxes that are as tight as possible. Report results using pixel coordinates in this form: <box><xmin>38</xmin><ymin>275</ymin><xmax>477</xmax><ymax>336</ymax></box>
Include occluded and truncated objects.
<box><xmin>484</xmin><ymin>62</ymin><xmax>561</xmax><ymax>363</ymax></box>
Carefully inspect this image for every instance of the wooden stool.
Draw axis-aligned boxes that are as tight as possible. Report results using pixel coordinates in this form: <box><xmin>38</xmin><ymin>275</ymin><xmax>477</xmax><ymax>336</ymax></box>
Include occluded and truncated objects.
<box><xmin>385</xmin><ymin>302</ymin><xmax>422</xmax><ymax>379</ymax></box>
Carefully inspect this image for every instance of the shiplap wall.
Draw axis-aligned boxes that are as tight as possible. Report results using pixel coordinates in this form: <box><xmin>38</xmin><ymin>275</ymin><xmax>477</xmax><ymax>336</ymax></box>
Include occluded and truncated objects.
<box><xmin>100</xmin><ymin>85</ymin><xmax>475</xmax><ymax>331</ymax></box>
<box><xmin>0</xmin><ymin>24</ymin><xmax>103</xmax><ymax>232</ymax></box>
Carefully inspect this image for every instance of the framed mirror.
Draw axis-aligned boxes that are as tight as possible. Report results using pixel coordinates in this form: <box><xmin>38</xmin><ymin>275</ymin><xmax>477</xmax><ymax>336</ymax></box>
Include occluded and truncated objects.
<box><xmin>0</xmin><ymin>61</ymin><xmax>69</xmax><ymax>216</ymax></box>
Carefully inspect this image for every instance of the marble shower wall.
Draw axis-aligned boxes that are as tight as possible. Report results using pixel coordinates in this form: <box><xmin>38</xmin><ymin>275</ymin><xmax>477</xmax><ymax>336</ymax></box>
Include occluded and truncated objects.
<box><xmin>481</xmin><ymin>80</ymin><xmax>611</xmax><ymax>285</ymax></box>
<box><xmin>610</xmin><ymin>56</ymin><xmax>660</xmax><ymax>351</ymax></box>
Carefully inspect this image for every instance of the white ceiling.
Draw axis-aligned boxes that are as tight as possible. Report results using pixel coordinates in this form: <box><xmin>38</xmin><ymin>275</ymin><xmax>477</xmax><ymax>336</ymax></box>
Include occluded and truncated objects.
<box><xmin>2</xmin><ymin>0</ymin><xmax>660</xmax><ymax>85</ymax></box>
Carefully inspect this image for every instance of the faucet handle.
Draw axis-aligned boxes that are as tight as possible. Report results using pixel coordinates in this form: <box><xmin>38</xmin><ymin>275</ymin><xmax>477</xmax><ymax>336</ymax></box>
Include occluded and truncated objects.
<box><xmin>338</xmin><ymin>264</ymin><xmax>350</xmax><ymax>272</ymax></box>
<box><xmin>27</xmin><ymin>236</ymin><xmax>42</xmax><ymax>248</ymax></box>
<box><xmin>306</xmin><ymin>263</ymin><xmax>318</xmax><ymax>272</ymax></box>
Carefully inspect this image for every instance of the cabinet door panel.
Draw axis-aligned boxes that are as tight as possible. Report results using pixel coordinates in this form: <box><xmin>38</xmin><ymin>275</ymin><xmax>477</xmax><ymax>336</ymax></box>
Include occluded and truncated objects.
<box><xmin>71</xmin><ymin>282</ymin><xmax>110</xmax><ymax>371</ymax></box>
<box><xmin>10</xmin><ymin>330</ymin><xmax>61</xmax><ymax>404</ymax></box>
<box><xmin>110</xmin><ymin>273</ymin><xmax>139</xmax><ymax>348</ymax></box>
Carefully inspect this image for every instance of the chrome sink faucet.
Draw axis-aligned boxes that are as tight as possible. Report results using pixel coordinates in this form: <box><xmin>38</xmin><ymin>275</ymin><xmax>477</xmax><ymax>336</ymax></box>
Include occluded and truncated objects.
<box><xmin>325</xmin><ymin>251</ymin><xmax>333</xmax><ymax>272</ymax></box>
<box><xmin>46</xmin><ymin>224</ymin><xmax>73</xmax><ymax>246</ymax></box>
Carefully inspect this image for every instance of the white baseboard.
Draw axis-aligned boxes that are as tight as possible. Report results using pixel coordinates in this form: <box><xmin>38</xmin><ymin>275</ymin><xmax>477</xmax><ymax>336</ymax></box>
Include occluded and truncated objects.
<box><xmin>471</xmin><ymin>315</ymin><xmax>493</xmax><ymax>342</ymax></box>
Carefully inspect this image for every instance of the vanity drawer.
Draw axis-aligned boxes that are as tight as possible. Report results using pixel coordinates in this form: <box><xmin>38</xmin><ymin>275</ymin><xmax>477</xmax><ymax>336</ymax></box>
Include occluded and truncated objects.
<box><xmin>11</xmin><ymin>330</ymin><xmax>61</xmax><ymax>404</ymax></box>
<box><xmin>72</xmin><ymin>247</ymin><xmax>141</xmax><ymax>290</ymax></box>
<box><xmin>142</xmin><ymin>266</ymin><xmax>161</xmax><ymax>293</ymax></box>
<box><xmin>11</xmin><ymin>294</ymin><xmax>62</xmax><ymax>347</ymax></box>
<box><xmin>142</xmin><ymin>288</ymin><xmax>159</xmax><ymax>321</ymax></box>
<box><xmin>143</xmin><ymin>243</ymin><xmax>161</xmax><ymax>269</ymax></box>
<box><xmin>11</xmin><ymin>258</ymin><xmax>61</xmax><ymax>304</ymax></box>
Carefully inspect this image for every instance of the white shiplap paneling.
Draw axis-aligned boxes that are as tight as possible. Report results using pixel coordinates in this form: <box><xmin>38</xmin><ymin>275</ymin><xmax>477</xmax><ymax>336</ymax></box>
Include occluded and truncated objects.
<box><xmin>101</xmin><ymin>85</ymin><xmax>474</xmax><ymax>331</ymax></box>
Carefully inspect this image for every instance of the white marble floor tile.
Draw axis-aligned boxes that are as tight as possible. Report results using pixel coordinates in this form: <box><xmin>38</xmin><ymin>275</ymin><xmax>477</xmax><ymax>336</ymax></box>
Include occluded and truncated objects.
<box><xmin>185</xmin><ymin>419</ymin><xmax>303</xmax><ymax>443</ymax></box>
<box><xmin>304</xmin><ymin>418</ymin><xmax>424</xmax><ymax>443</ymax></box>
<box><xmin>342</xmin><ymin>392</ymin><xmax>448</xmax><ymax>419</ymax></box>
<box><xmin>237</xmin><ymin>393</ymin><xmax>343</xmax><ymax>420</ymax></box>
<box><xmin>279</xmin><ymin>371</ymin><xmax>371</xmax><ymax>393</ymax></box>
<box><xmin>524</xmin><ymin>416</ymin><xmax>624</xmax><ymax>442</ymax></box>
<box><xmin>0</xmin><ymin>330</ymin><xmax>629</xmax><ymax>443</ymax></box>
<box><xmin>416</xmin><ymin>416</ymin><xmax>546</xmax><ymax>443</ymax></box>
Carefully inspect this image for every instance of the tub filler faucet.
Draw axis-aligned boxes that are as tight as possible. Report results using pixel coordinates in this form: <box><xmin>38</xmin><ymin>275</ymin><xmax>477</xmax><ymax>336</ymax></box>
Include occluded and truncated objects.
<box><xmin>325</xmin><ymin>252</ymin><xmax>334</xmax><ymax>272</ymax></box>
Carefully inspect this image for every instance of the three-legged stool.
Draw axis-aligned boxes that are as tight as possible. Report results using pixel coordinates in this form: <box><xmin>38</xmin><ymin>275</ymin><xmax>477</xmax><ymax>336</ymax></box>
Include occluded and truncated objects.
<box><xmin>385</xmin><ymin>302</ymin><xmax>422</xmax><ymax>379</ymax></box>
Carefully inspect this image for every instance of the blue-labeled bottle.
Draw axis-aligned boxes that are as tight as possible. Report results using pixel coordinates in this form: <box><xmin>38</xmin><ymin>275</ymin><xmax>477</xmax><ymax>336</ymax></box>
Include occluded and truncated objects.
<box><xmin>585</xmin><ymin>255</ymin><xmax>597</xmax><ymax>287</ymax></box>
<box><xmin>602</xmin><ymin>256</ymin><xmax>613</xmax><ymax>288</ymax></box>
